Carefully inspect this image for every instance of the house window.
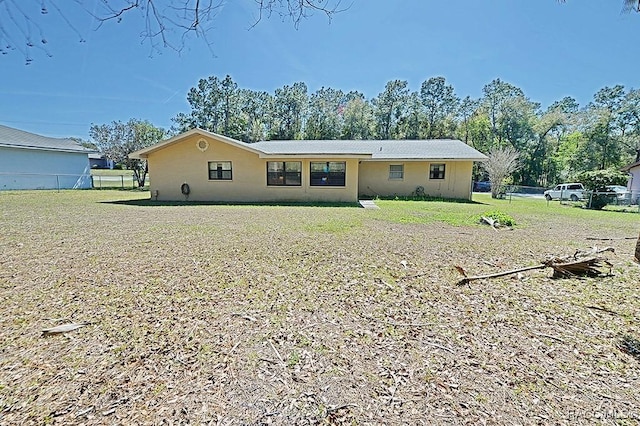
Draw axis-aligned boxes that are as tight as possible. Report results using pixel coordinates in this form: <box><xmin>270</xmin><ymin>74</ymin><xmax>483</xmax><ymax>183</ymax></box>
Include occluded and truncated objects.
<box><xmin>208</xmin><ymin>161</ymin><xmax>232</xmax><ymax>180</ymax></box>
<box><xmin>310</xmin><ymin>161</ymin><xmax>346</xmax><ymax>186</ymax></box>
<box><xmin>389</xmin><ymin>164</ymin><xmax>404</xmax><ymax>180</ymax></box>
<box><xmin>267</xmin><ymin>161</ymin><xmax>302</xmax><ymax>186</ymax></box>
<box><xmin>429</xmin><ymin>163</ymin><xmax>445</xmax><ymax>180</ymax></box>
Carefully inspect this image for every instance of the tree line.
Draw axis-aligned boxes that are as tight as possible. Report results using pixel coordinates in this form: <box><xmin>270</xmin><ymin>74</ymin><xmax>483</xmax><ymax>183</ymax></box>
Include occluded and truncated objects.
<box><xmin>91</xmin><ymin>74</ymin><xmax>640</xmax><ymax>189</ymax></box>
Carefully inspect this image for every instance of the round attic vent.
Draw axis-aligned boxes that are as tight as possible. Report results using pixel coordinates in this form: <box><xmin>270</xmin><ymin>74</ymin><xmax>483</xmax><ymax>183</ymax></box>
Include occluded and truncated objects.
<box><xmin>196</xmin><ymin>139</ymin><xmax>209</xmax><ymax>152</ymax></box>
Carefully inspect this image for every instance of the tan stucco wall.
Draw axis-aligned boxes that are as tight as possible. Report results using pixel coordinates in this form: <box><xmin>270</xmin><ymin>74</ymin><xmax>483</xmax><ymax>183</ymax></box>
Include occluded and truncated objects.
<box><xmin>147</xmin><ymin>134</ymin><xmax>360</xmax><ymax>202</ymax></box>
<box><xmin>358</xmin><ymin>161</ymin><xmax>473</xmax><ymax>200</ymax></box>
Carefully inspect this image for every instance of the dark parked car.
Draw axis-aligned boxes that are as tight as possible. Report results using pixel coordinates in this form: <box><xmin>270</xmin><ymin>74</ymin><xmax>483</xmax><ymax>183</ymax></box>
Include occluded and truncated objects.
<box><xmin>473</xmin><ymin>181</ymin><xmax>491</xmax><ymax>192</ymax></box>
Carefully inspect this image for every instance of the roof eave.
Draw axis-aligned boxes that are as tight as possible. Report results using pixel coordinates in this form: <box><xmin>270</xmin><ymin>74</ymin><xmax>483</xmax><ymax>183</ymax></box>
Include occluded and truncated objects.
<box><xmin>0</xmin><ymin>143</ymin><xmax>92</xmax><ymax>154</ymax></box>
<box><xmin>366</xmin><ymin>156</ymin><xmax>488</xmax><ymax>162</ymax></box>
<box><xmin>257</xmin><ymin>153</ymin><xmax>372</xmax><ymax>159</ymax></box>
<box><xmin>129</xmin><ymin>128</ymin><xmax>264</xmax><ymax>159</ymax></box>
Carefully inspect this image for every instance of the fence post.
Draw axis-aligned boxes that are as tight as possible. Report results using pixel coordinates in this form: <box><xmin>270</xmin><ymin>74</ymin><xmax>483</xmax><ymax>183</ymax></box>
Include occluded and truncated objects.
<box><xmin>56</xmin><ymin>175</ymin><xmax>60</xmax><ymax>192</ymax></box>
<box><xmin>121</xmin><ymin>175</ymin><xmax>124</xmax><ymax>189</ymax></box>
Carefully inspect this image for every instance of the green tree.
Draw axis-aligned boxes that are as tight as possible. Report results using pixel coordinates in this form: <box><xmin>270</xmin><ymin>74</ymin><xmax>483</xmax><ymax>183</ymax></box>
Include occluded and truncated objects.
<box><xmin>579</xmin><ymin>85</ymin><xmax>626</xmax><ymax>170</ymax></box>
<box><xmin>269</xmin><ymin>82</ymin><xmax>308</xmax><ymax>140</ymax></box>
<box><xmin>456</xmin><ymin>96</ymin><xmax>480</xmax><ymax>145</ymax></box>
<box><xmin>617</xmin><ymin>88</ymin><xmax>640</xmax><ymax>163</ymax></box>
<box><xmin>420</xmin><ymin>76</ymin><xmax>459</xmax><ymax>139</ymax></box>
<box><xmin>481</xmin><ymin>78</ymin><xmax>526</xmax><ymax>147</ymax></box>
<box><xmin>341</xmin><ymin>93</ymin><xmax>375</xmax><ymax>140</ymax></box>
<box><xmin>479</xmin><ymin>80</ymin><xmax>539</xmax><ymax>185</ymax></box>
<box><xmin>527</xmin><ymin>98</ymin><xmax>577</xmax><ymax>186</ymax></box>
<box><xmin>304</xmin><ymin>87</ymin><xmax>345</xmax><ymax>140</ymax></box>
<box><xmin>372</xmin><ymin>80</ymin><xmax>410</xmax><ymax>139</ymax></box>
<box><xmin>89</xmin><ymin>119</ymin><xmax>165</xmax><ymax>187</ymax></box>
<box><xmin>399</xmin><ymin>92</ymin><xmax>424</xmax><ymax>140</ymax></box>
<box><xmin>238</xmin><ymin>89</ymin><xmax>273</xmax><ymax>142</ymax></box>
<box><xmin>172</xmin><ymin>75</ymin><xmax>244</xmax><ymax>139</ymax></box>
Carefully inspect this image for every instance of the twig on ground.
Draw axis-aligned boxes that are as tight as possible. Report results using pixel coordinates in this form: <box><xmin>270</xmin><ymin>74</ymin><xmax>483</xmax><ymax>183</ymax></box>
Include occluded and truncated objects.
<box><xmin>41</xmin><ymin>322</ymin><xmax>89</xmax><ymax>336</ymax></box>
<box><xmin>424</xmin><ymin>341</ymin><xmax>455</xmax><ymax>354</ymax></box>
<box><xmin>585</xmin><ymin>305</ymin><xmax>620</xmax><ymax>316</ymax></box>
<box><xmin>533</xmin><ymin>333</ymin><xmax>566</xmax><ymax>344</ymax></box>
<box><xmin>586</xmin><ymin>237</ymin><xmax>636</xmax><ymax>240</ymax></box>
<box><xmin>231</xmin><ymin>312</ymin><xmax>257</xmax><ymax>322</ymax></box>
<box><xmin>326</xmin><ymin>403</ymin><xmax>358</xmax><ymax>414</ymax></box>
<box><xmin>268</xmin><ymin>340</ymin><xmax>284</xmax><ymax>364</ymax></box>
<box><xmin>387</xmin><ymin>321</ymin><xmax>436</xmax><ymax>327</ymax></box>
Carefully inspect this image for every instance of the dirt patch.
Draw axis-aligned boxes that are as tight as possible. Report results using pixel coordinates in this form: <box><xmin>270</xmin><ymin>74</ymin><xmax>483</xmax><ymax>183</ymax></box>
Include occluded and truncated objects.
<box><xmin>1</xmin><ymin>191</ymin><xmax>639</xmax><ymax>424</ymax></box>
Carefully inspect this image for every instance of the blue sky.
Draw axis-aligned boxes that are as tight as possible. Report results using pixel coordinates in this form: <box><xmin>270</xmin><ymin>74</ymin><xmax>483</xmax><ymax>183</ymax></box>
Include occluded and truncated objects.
<box><xmin>0</xmin><ymin>0</ymin><xmax>638</xmax><ymax>139</ymax></box>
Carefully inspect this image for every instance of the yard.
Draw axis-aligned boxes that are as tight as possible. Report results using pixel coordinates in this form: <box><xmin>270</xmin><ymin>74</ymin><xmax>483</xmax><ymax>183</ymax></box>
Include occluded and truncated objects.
<box><xmin>0</xmin><ymin>190</ymin><xmax>639</xmax><ymax>425</ymax></box>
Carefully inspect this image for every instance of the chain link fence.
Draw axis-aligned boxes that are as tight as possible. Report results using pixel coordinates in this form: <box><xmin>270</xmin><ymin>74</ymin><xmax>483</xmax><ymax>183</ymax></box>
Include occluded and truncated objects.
<box><xmin>0</xmin><ymin>173</ymin><xmax>148</xmax><ymax>190</ymax></box>
<box><xmin>0</xmin><ymin>172</ymin><xmax>92</xmax><ymax>190</ymax></box>
<box><xmin>473</xmin><ymin>182</ymin><xmax>639</xmax><ymax>212</ymax></box>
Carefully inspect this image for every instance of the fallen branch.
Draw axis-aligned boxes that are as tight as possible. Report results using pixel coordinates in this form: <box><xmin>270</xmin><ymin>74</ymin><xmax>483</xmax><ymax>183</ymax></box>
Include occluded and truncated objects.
<box><xmin>455</xmin><ymin>264</ymin><xmax>546</xmax><ymax>286</ymax></box>
<box><xmin>455</xmin><ymin>246</ymin><xmax>615</xmax><ymax>285</ymax></box>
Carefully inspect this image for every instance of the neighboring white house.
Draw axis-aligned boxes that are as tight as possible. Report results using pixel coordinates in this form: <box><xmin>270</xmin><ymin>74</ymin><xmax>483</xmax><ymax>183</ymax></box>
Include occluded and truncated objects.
<box><xmin>0</xmin><ymin>124</ymin><xmax>93</xmax><ymax>190</ymax></box>
<box><xmin>622</xmin><ymin>157</ymin><xmax>640</xmax><ymax>204</ymax></box>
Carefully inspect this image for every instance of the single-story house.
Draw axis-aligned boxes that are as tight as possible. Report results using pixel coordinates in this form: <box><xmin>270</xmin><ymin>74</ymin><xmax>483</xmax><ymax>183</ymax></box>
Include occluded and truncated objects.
<box><xmin>129</xmin><ymin>128</ymin><xmax>487</xmax><ymax>203</ymax></box>
<box><xmin>0</xmin><ymin>124</ymin><xmax>93</xmax><ymax>190</ymax></box>
<box><xmin>622</xmin><ymin>157</ymin><xmax>640</xmax><ymax>204</ymax></box>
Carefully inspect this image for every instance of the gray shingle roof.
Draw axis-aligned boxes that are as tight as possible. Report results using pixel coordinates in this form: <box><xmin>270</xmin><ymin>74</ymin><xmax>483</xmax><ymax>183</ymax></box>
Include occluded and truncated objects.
<box><xmin>249</xmin><ymin>139</ymin><xmax>487</xmax><ymax>160</ymax></box>
<box><xmin>130</xmin><ymin>128</ymin><xmax>487</xmax><ymax>161</ymax></box>
<box><xmin>0</xmin><ymin>124</ymin><xmax>90</xmax><ymax>153</ymax></box>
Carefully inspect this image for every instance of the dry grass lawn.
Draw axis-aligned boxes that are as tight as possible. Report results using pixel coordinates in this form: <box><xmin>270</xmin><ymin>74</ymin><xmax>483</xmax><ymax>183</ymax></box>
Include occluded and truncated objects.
<box><xmin>1</xmin><ymin>190</ymin><xmax>639</xmax><ymax>425</ymax></box>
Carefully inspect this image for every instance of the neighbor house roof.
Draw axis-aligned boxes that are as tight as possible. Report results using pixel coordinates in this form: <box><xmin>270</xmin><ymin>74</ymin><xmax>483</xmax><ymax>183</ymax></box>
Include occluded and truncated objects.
<box><xmin>131</xmin><ymin>128</ymin><xmax>487</xmax><ymax>161</ymax></box>
<box><xmin>0</xmin><ymin>124</ymin><xmax>91</xmax><ymax>153</ymax></box>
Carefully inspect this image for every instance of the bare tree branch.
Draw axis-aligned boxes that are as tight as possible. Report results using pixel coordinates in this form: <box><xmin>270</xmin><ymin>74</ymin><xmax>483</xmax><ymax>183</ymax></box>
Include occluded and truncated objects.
<box><xmin>559</xmin><ymin>0</ymin><xmax>640</xmax><ymax>13</ymax></box>
<box><xmin>482</xmin><ymin>146</ymin><xmax>521</xmax><ymax>199</ymax></box>
<box><xmin>0</xmin><ymin>0</ymin><xmax>345</xmax><ymax>63</ymax></box>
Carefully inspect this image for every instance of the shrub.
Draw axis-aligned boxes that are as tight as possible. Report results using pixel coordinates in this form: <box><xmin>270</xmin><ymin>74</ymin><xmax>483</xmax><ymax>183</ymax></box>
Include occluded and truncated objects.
<box><xmin>577</xmin><ymin>169</ymin><xmax>628</xmax><ymax>210</ymax></box>
<box><xmin>576</xmin><ymin>169</ymin><xmax>628</xmax><ymax>191</ymax></box>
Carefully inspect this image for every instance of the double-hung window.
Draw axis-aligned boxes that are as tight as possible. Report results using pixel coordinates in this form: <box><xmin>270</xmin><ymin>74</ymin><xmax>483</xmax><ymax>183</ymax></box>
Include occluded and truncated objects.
<box><xmin>429</xmin><ymin>163</ymin><xmax>445</xmax><ymax>180</ymax></box>
<box><xmin>267</xmin><ymin>161</ymin><xmax>302</xmax><ymax>186</ymax></box>
<box><xmin>209</xmin><ymin>161</ymin><xmax>232</xmax><ymax>180</ymax></box>
<box><xmin>389</xmin><ymin>164</ymin><xmax>404</xmax><ymax>180</ymax></box>
<box><xmin>310</xmin><ymin>161</ymin><xmax>346</xmax><ymax>186</ymax></box>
